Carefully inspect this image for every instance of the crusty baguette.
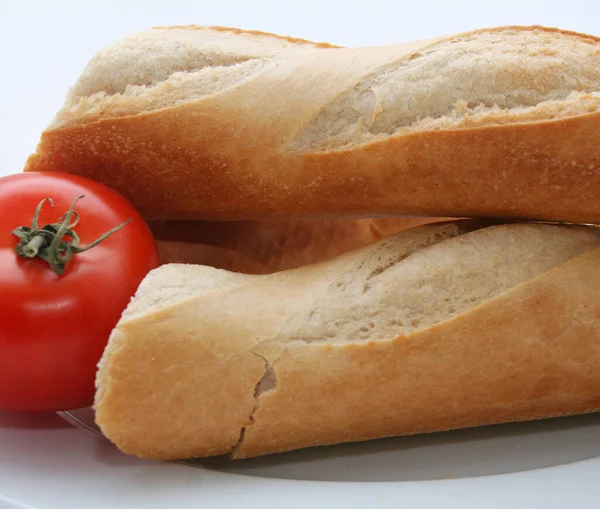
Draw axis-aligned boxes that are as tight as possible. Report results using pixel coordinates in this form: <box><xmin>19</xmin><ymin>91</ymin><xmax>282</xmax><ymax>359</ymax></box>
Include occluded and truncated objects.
<box><xmin>95</xmin><ymin>221</ymin><xmax>600</xmax><ymax>459</ymax></box>
<box><xmin>150</xmin><ymin>216</ymin><xmax>446</xmax><ymax>273</ymax></box>
<box><xmin>24</xmin><ymin>25</ymin><xmax>600</xmax><ymax>223</ymax></box>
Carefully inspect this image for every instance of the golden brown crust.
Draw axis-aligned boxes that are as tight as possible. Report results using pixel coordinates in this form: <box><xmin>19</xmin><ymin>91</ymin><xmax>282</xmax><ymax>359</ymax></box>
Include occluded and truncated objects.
<box><xmin>150</xmin><ymin>217</ymin><xmax>446</xmax><ymax>273</ymax></box>
<box><xmin>24</xmin><ymin>25</ymin><xmax>600</xmax><ymax>223</ymax></box>
<box><xmin>26</xmin><ymin>107</ymin><xmax>600</xmax><ymax>223</ymax></box>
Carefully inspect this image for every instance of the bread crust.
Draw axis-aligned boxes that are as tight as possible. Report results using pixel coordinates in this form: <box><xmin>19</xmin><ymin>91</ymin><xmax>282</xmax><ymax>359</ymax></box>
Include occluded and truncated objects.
<box><xmin>95</xmin><ymin>222</ymin><xmax>600</xmax><ymax>459</ymax></box>
<box><xmin>25</xmin><ymin>25</ymin><xmax>600</xmax><ymax>223</ymax></box>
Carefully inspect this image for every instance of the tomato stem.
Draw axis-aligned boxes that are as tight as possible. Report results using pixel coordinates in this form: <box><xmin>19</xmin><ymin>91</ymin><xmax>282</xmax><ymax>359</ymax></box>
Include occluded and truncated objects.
<box><xmin>12</xmin><ymin>196</ymin><xmax>130</xmax><ymax>276</ymax></box>
<box><xmin>22</xmin><ymin>235</ymin><xmax>47</xmax><ymax>258</ymax></box>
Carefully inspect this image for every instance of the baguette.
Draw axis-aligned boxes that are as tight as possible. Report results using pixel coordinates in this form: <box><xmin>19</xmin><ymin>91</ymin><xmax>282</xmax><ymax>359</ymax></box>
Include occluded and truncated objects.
<box><xmin>95</xmin><ymin>221</ymin><xmax>600</xmax><ymax>459</ymax></box>
<box><xmin>24</xmin><ymin>25</ymin><xmax>600</xmax><ymax>223</ymax></box>
<box><xmin>150</xmin><ymin>216</ymin><xmax>446</xmax><ymax>273</ymax></box>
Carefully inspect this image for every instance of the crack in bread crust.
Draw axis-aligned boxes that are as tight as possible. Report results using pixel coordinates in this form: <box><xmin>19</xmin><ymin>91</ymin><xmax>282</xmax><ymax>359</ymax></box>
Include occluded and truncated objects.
<box><xmin>230</xmin><ymin>348</ymin><xmax>282</xmax><ymax>457</ymax></box>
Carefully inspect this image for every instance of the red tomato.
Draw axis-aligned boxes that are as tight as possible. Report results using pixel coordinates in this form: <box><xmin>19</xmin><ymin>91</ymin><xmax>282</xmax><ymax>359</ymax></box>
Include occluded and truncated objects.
<box><xmin>0</xmin><ymin>172</ymin><xmax>159</xmax><ymax>411</ymax></box>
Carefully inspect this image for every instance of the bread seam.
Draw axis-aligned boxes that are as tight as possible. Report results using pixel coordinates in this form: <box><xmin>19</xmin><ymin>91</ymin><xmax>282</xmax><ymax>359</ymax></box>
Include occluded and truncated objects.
<box><xmin>290</xmin><ymin>92</ymin><xmax>600</xmax><ymax>152</ymax></box>
<box><xmin>90</xmin><ymin>59</ymin><xmax>264</xmax><ymax>99</ymax></box>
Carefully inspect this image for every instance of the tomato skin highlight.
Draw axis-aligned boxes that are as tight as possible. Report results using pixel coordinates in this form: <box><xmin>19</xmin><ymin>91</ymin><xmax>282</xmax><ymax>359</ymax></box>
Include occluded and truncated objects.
<box><xmin>0</xmin><ymin>172</ymin><xmax>159</xmax><ymax>412</ymax></box>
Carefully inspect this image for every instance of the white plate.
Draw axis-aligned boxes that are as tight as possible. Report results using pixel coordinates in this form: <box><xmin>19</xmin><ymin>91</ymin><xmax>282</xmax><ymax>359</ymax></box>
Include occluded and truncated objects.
<box><xmin>2</xmin><ymin>1</ymin><xmax>600</xmax><ymax>508</ymax></box>
<box><xmin>1</xmin><ymin>409</ymin><xmax>600</xmax><ymax>508</ymax></box>
<box><xmin>56</xmin><ymin>408</ymin><xmax>600</xmax><ymax>482</ymax></box>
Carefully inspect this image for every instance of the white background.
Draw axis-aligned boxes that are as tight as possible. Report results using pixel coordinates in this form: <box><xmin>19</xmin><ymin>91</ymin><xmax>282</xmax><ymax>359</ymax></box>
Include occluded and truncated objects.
<box><xmin>1</xmin><ymin>1</ymin><xmax>600</xmax><ymax>508</ymax></box>
<box><xmin>1</xmin><ymin>0</ymin><xmax>600</xmax><ymax>177</ymax></box>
